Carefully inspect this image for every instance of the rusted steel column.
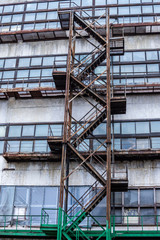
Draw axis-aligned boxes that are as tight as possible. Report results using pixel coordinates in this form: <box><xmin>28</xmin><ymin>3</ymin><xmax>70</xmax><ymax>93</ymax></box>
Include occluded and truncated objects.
<box><xmin>59</xmin><ymin>12</ymin><xmax>73</xmax><ymax>209</ymax></box>
<box><xmin>106</xmin><ymin>9</ymin><xmax>111</xmax><ymax>229</ymax></box>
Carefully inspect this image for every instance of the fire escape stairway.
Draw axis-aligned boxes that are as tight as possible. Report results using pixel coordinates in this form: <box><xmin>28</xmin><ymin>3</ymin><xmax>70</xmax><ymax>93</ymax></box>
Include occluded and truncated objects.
<box><xmin>74</xmin><ymin>13</ymin><xmax>106</xmax><ymax>46</ymax></box>
<box><xmin>77</xmin><ymin>49</ymin><xmax>106</xmax><ymax>81</ymax></box>
<box><xmin>66</xmin><ymin>186</ymin><xmax>106</xmax><ymax>234</ymax></box>
<box><xmin>68</xmin><ymin>142</ymin><xmax>106</xmax><ymax>186</ymax></box>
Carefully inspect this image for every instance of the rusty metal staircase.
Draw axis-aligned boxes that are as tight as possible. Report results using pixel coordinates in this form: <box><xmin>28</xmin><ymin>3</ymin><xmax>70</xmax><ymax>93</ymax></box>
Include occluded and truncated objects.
<box><xmin>48</xmin><ymin>8</ymin><xmax>127</xmax><ymax>237</ymax></box>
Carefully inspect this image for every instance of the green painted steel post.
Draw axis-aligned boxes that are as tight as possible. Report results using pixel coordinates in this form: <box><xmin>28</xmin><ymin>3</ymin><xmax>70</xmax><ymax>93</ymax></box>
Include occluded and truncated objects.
<box><xmin>57</xmin><ymin>207</ymin><xmax>62</xmax><ymax>240</ymax></box>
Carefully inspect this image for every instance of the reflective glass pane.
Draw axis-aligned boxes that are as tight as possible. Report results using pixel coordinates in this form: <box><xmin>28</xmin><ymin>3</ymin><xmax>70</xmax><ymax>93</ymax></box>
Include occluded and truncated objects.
<box><xmin>1</xmin><ymin>15</ymin><xmax>12</xmax><ymax>23</ymax></box>
<box><xmin>20</xmin><ymin>141</ymin><xmax>33</xmax><ymax>153</ymax></box>
<box><xmin>124</xmin><ymin>190</ymin><xmax>138</xmax><ymax>206</ymax></box>
<box><xmin>35</xmin><ymin>125</ymin><xmax>48</xmax><ymax>136</ymax></box>
<box><xmin>93</xmin><ymin>123</ymin><xmax>106</xmax><ymax>135</ymax></box>
<box><xmin>121</xmin><ymin>65</ymin><xmax>133</xmax><ymax>73</ymax></box>
<box><xmin>43</xmin><ymin>57</ymin><xmax>54</xmax><ymax>66</ymax></box>
<box><xmin>142</xmin><ymin>5</ymin><xmax>153</xmax><ymax>13</ymax></box>
<box><xmin>156</xmin><ymin>189</ymin><xmax>160</xmax><ymax>204</ymax></box>
<box><xmin>34</xmin><ymin>140</ymin><xmax>47</xmax><ymax>152</ymax></box>
<box><xmin>151</xmin><ymin>121</ymin><xmax>160</xmax><ymax>133</ymax></box>
<box><xmin>14</xmin><ymin>4</ymin><xmax>24</xmax><ymax>12</ymax></box>
<box><xmin>136</xmin><ymin>122</ymin><xmax>149</xmax><ymax>133</ymax></box>
<box><xmin>0</xmin><ymin>60</ymin><xmax>4</xmax><ymax>68</ymax></box>
<box><xmin>134</xmin><ymin>64</ymin><xmax>146</xmax><ymax>73</ymax></box>
<box><xmin>9</xmin><ymin>126</ymin><xmax>21</xmax><ymax>137</ymax></box>
<box><xmin>119</xmin><ymin>7</ymin><xmax>129</xmax><ymax>15</ymax></box>
<box><xmin>95</xmin><ymin>0</ymin><xmax>106</xmax><ymax>4</ymax></box>
<box><xmin>29</xmin><ymin>70</ymin><xmax>41</xmax><ymax>78</ymax></box>
<box><xmin>41</xmin><ymin>69</ymin><xmax>52</xmax><ymax>78</ymax></box>
<box><xmin>38</xmin><ymin>2</ymin><xmax>48</xmax><ymax>9</ymax></box>
<box><xmin>23</xmin><ymin>24</ymin><xmax>34</xmax><ymax>30</ymax></box>
<box><xmin>122</xmin><ymin>122</ymin><xmax>135</xmax><ymax>134</ymax></box>
<box><xmin>47</xmin><ymin>11</ymin><xmax>58</xmax><ymax>20</ymax></box>
<box><xmin>147</xmin><ymin>64</ymin><xmax>159</xmax><ymax>73</ymax></box>
<box><xmin>140</xmin><ymin>208</ymin><xmax>154</xmax><ymax>225</ymax></box>
<box><xmin>19</xmin><ymin>58</ymin><xmax>30</xmax><ymax>67</ymax></box>
<box><xmin>133</xmin><ymin>52</ymin><xmax>145</xmax><ymax>61</ymax></box>
<box><xmin>154</xmin><ymin>5</ymin><xmax>160</xmax><ymax>13</ymax></box>
<box><xmin>82</xmin><ymin>0</ymin><xmax>92</xmax><ymax>6</ymax></box>
<box><xmin>137</xmin><ymin>139</ymin><xmax>150</xmax><ymax>149</ymax></box>
<box><xmin>113</xmin><ymin>123</ymin><xmax>120</xmax><ymax>134</ymax></box>
<box><xmin>48</xmin><ymin>2</ymin><xmax>58</xmax><ymax>9</ymax></box>
<box><xmin>14</xmin><ymin>187</ymin><xmax>29</xmax><ymax>206</ymax></box>
<box><xmin>130</xmin><ymin>6</ymin><xmax>141</xmax><ymax>14</ymax></box>
<box><xmin>36</xmin><ymin>12</ymin><xmax>47</xmax><ymax>21</ymax></box>
<box><xmin>111</xmin><ymin>192</ymin><xmax>122</xmax><ymax>205</ymax></box>
<box><xmin>140</xmin><ymin>189</ymin><xmax>154</xmax><ymax>205</ymax></box>
<box><xmin>122</xmin><ymin>138</ymin><xmax>136</xmax><ymax>150</ymax></box>
<box><xmin>120</xmin><ymin>52</ymin><xmax>132</xmax><ymax>62</ymax></box>
<box><xmin>12</xmin><ymin>14</ymin><xmax>23</xmax><ymax>23</ymax></box>
<box><xmin>4</xmin><ymin>5</ymin><xmax>13</xmax><ymax>12</ymax></box>
<box><xmin>146</xmin><ymin>51</ymin><xmax>158</xmax><ymax>60</ymax></box>
<box><xmin>26</xmin><ymin>3</ymin><xmax>37</xmax><ymax>11</ymax></box>
<box><xmin>17</xmin><ymin>70</ymin><xmax>29</xmax><ymax>79</ymax></box>
<box><xmin>25</xmin><ymin>13</ymin><xmax>36</xmax><ymax>21</ymax></box>
<box><xmin>114</xmin><ymin>139</ymin><xmax>121</xmax><ymax>150</ymax></box>
<box><xmin>31</xmin><ymin>58</ymin><xmax>42</xmax><ymax>66</ymax></box>
<box><xmin>0</xmin><ymin>141</ymin><xmax>4</xmax><ymax>153</ymax></box>
<box><xmin>35</xmin><ymin>23</ymin><xmax>45</xmax><ymax>30</ymax></box>
<box><xmin>0</xmin><ymin>126</ymin><xmax>6</xmax><ymax>137</ymax></box>
<box><xmin>3</xmin><ymin>71</ymin><xmax>15</xmax><ymax>79</ymax></box>
<box><xmin>7</xmin><ymin>141</ymin><xmax>20</xmax><ymax>152</ymax></box>
<box><xmin>49</xmin><ymin>125</ymin><xmax>63</xmax><ymax>136</ymax></box>
<box><xmin>4</xmin><ymin>59</ymin><xmax>16</xmax><ymax>68</ymax></box>
<box><xmin>22</xmin><ymin>125</ymin><xmax>35</xmax><ymax>136</ymax></box>
<box><xmin>152</xmin><ymin>137</ymin><xmax>160</xmax><ymax>149</ymax></box>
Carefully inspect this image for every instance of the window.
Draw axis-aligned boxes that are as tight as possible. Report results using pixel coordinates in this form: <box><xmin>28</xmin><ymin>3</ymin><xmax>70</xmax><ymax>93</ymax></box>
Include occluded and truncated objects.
<box><xmin>25</xmin><ymin>13</ymin><xmax>36</xmax><ymax>22</ymax></box>
<box><xmin>26</xmin><ymin>3</ymin><xmax>37</xmax><ymax>11</ymax></box>
<box><xmin>134</xmin><ymin>64</ymin><xmax>146</xmax><ymax>74</ymax></box>
<box><xmin>120</xmin><ymin>52</ymin><xmax>132</xmax><ymax>62</ymax></box>
<box><xmin>133</xmin><ymin>52</ymin><xmax>145</xmax><ymax>62</ymax></box>
<box><xmin>119</xmin><ymin>7</ymin><xmax>129</xmax><ymax>15</ymax></box>
<box><xmin>8</xmin><ymin>126</ymin><xmax>21</xmax><ymax>137</ymax></box>
<box><xmin>12</xmin><ymin>14</ymin><xmax>23</xmax><ymax>23</ymax></box>
<box><xmin>22</xmin><ymin>125</ymin><xmax>35</xmax><ymax>136</ymax></box>
<box><xmin>124</xmin><ymin>190</ymin><xmax>138</xmax><ymax>206</ymax></box>
<box><xmin>152</xmin><ymin>137</ymin><xmax>160</xmax><ymax>149</ymax></box>
<box><xmin>142</xmin><ymin>5</ymin><xmax>153</xmax><ymax>13</ymax></box>
<box><xmin>31</xmin><ymin>58</ymin><xmax>42</xmax><ymax>66</ymax></box>
<box><xmin>4</xmin><ymin>59</ymin><xmax>16</xmax><ymax>68</ymax></box>
<box><xmin>140</xmin><ymin>189</ymin><xmax>154</xmax><ymax>206</ymax></box>
<box><xmin>35</xmin><ymin>125</ymin><xmax>48</xmax><ymax>136</ymax></box>
<box><xmin>38</xmin><ymin>2</ymin><xmax>48</xmax><ymax>10</ymax></box>
<box><xmin>19</xmin><ymin>58</ymin><xmax>30</xmax><ymax>67</ymax></box>
<box><xmin>151</xmin><ymin>121</ymin><xmax>160</xmax><ymax>133</ymax></box>
<box><xmin>122</xmin><ymin>138</ymin><xmax>136</xmax><ymax>150</ymax></box>
<box><xmin>130</xmin><ymin>6</ymin><xmax>141</xmax><ymax>14</ymax></box>
<box><xmin>1</xmin><ymin>15</ymin><xmax>12</xmax><ymax>23</ymax></box>
<box><xmin>136</xmin><ymin>122</ymin><xmax>149</xmax><ymax>134</ymax></box>
<box><xmin>20</xmin><ymin>141</ymin><xmax>33</xmax><ymax>152</ymax></box>
<box><xmin>140</xmin><ymin>208</ymin><xmax>154</xmax><ymax>225</ymax></box>
<box><xmin>14</xmin><ymin>4</ymin><xmax>24</xmax><ymax>12</ymax></box>
<box><xmin>3</xmin><ymin>5</ymin><xmax>13</xmax><ymax>13</ymax></box>
<box><xmin>0</xmin><ymin>126</ymin><xmax>6</xmax><ymax>137</ymax></box>
<box><xmin>122</xmin><ymin>122</ymin><xmax>135</xmax><ymax>134</ymax></box>
<box><xmin>146</xmin><ymin>51</ymin><xmax>158</xmax><ymax>60</ymax></box>
<box><xmin>137</xmin><ymin>138</ymin><xmax>150</xmax><ymax>149</ymax></box>
<box><xmin>36</xmin><ymin>12</ymin><xmax>47</xmax><ymax>21</ymax></box>
<box><xmin>34</xmin><ymin>140</ymin><xmax>48</xmax><ymax>152</ymax></box>
<box><xmin>147</xmin><ymin>64</ymin><xmax>159</xmax><ymax>73</ymax></box>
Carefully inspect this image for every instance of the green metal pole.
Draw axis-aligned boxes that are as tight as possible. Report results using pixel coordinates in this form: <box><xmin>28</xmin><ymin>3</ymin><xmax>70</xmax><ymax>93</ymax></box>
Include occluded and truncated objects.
<box><xmin>57</xmin><ymin>207</ymin><xmax>62</xmax><ymax>240</ymax></box>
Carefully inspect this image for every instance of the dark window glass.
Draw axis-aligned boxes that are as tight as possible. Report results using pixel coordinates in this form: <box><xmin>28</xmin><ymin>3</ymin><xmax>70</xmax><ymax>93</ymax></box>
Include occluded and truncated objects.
<box><xmin>140</xmin><ymin>189</ymin><xmax>154</xmax><ymax>205</ymax></box>
<box><xmin>156</xmin><ymin>189</ymin><xmax>160</xmax><ymax>204</ymax></box>
<box><xmin>111</xmin><ymin>192</ymin><xmax>122</xmax><ymax>205</ymax></box>
<box><xmin>124</xmin><ymin>190</ymin><xmax>138</xmax><ymax>206</ymax></box>
<box><xmin>140</xmin><ymin>208</ymin><xmax>154</xmax><ymax>225</ymax></box>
